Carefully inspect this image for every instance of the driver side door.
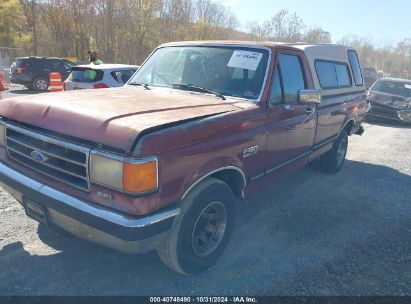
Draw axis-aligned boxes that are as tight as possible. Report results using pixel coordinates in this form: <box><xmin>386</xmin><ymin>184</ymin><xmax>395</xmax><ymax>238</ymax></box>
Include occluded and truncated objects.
<box><xmin>265</xmin><ymin>51</ymin><xmax>317</xmax><ymax>171</ymax></box>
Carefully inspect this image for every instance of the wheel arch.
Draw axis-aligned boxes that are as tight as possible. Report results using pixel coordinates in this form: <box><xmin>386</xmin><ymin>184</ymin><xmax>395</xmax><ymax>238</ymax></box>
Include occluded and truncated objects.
<box><xmin>32</xmin><ymin>76</ymin><xmax>49</xmax><ymax>90</ymax></box>
<box><xmin>340</xmin><ymin>118</ymin><xmax>355</xmax><ymax>136</ymax></box>
<box><xmin>181</xmin><ymin>166</ymin><xmax>246</xmax><ymax>201</ymax></box>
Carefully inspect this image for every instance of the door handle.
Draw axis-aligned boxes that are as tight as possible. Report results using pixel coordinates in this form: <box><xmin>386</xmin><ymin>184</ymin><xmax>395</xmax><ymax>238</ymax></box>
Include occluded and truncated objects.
<box><xmin>305</xmin><ymin>106</ymin><xmax>315</xmax><ymax>114</ymax></box>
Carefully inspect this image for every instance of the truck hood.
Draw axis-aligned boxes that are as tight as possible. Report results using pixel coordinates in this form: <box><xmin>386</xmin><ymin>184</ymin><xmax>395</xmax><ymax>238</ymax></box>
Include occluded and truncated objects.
<box><xmin>369</xmin><ymin>90</ymin><xmax>411</xmax><ymax>110</ymax></box>
<box><xmin>0</xmin><ymin>87</ymin><xmax>240</xmax><ymax>153</ymax></box>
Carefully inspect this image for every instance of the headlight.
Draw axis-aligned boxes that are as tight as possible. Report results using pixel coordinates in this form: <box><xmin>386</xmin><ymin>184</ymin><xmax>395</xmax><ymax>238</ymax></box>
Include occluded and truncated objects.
<box><xmin>393</xmin><ymin>101</ymin><xmax>409</xmax><ymax>109</ymax></box>
<box><xmin>398</xmin><ymin>110</ymin><xmax>411</xmax><ymax>122</ymax></box>
<box><xmin>0</xmin><ymin>121</ymin><xmax>6</xmax><ymax>146</ymax></box>
<box><xmin>90</xmin><ymin>151</ymin><xmax>158</xmax><ymax>194</ymax></box>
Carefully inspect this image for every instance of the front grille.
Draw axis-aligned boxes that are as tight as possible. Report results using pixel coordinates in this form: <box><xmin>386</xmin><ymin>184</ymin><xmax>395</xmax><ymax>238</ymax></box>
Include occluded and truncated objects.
<box><xmin>369</xmin><ymin>104</ymin><xmax>399</xmax><ymax>119</ymax></box>
<box><xmin>5</xmin><ymin>124</ymin><xmax>91</xmax><ymax>191</ymax></box>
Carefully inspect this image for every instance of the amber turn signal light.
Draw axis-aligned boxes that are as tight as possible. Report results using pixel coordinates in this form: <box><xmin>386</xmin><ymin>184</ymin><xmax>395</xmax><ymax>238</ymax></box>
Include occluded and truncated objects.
<box><xmin>123</xmin><ymin>160</ymin><xmax>158</xmax><ymax>193</ymax></box>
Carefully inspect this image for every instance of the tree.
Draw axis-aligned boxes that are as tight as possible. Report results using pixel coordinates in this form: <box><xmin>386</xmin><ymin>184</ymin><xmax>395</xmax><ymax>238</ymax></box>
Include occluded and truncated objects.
<box><xmin>245</xmin><ymin>21</ymin><xmax>265</xmax><ymax>41</ymax></box>
<box><xmin>338</xmin><ymin>35</ymin><xmax>411</xmax><ymax>78</ymax></box>
<box><xmin>0</xmin><ymin>0</ymin><xmax>26</xmax><ymax>48</ymax></box>
<box><xmin>303</xmin><ymin>27</ymin><xmax>331</xmax><ymax>44</ymax></box>
<box><xmin>19</xmin><ymin>0</ymin><xmax>38</xmax><ymax>55</ymax></box>
<box><xmin>393</xmin><ymin>39</ymin><xmax>411</xmax><ymax>78</ymax></box>
<box><xmin>245</xmin><ymin>10</ymin><xmax>305</xmax><ymax>42</ymax></box>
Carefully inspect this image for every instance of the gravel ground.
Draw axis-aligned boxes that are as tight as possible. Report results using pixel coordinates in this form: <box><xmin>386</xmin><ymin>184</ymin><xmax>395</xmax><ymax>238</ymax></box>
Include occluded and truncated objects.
<box><xmin>1</xmin><ymin>84</ymin><xmax>43</xmax><ymax>99</ymax></box>
<box><xmin>0</xmin><ymin>107</ymin><xmax>410</xmax><ymax>295</ymax></box>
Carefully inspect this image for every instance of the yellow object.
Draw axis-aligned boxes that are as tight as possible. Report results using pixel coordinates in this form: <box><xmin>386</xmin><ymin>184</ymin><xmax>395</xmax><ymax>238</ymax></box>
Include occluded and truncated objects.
<box><xmin>65</xmin><ymin>57</ymin><xmax>78</xmax><ymax>63</ymax></box>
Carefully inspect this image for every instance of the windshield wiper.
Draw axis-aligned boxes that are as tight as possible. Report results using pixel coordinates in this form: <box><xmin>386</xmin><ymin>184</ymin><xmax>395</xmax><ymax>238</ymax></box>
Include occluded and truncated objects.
<box><xmin>172</xmin><ymin>84</ymin><xmax>226</xmax><ymax>101</ymax></box>
<box><xmin>128</xmin><ymin>82</ymin><xmax>150</xmax><ymax>90</ymax></box>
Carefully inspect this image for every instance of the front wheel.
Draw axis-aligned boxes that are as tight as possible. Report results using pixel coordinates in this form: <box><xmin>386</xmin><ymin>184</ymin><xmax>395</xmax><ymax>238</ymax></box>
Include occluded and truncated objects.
<box><xmin>320</xmin><ymin>130</ymin><xmax>348</xmax><ymax>173</ymax></box>
<box><xmin>157</xmin><ymin>177</ymin><xmax>235</xmax><ymax>274</ymax></box>
<box><xmin>32</xmin><ymin>77</ymin><xmax>49</xmax><ymax>91</ymax></box>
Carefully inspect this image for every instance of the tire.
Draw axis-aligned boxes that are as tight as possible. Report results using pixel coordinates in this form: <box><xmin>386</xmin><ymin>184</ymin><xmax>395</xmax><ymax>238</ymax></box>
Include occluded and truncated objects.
<box><xmin>157</xmin><ymin>177</ymin><xmax>235</xmax><ymax>275</ymax></box>
<box><xmin>320</xmin><ymin>130</ymin><xmax>348</xmax><ymax>173</ymax></box>
<box><xmin>32</xmin><ymin>77</ymin><xmax>49</xmax><ymax>91</ymax></box>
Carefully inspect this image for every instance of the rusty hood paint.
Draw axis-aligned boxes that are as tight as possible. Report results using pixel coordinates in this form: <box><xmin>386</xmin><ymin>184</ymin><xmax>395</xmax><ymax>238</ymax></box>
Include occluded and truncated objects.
<box><xmin>0</xmin><ymin>87</ymin><xmax>240</xmax><ymax>153</ymax></box>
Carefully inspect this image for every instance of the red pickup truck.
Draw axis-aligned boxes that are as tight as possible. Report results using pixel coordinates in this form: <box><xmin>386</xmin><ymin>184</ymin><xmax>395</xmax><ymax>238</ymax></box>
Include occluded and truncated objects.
<box><xmin>0</xmin><ymin>41</ymin><xmax>366</xmax><ymax>274</ymax></box>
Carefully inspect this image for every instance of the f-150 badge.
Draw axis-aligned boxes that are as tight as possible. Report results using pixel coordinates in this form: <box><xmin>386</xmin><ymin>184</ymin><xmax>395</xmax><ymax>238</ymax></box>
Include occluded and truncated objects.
<box><xmin>243</xmin><ymin>145</ymin><xmax>259</xmax><ymax>158</ymax></box>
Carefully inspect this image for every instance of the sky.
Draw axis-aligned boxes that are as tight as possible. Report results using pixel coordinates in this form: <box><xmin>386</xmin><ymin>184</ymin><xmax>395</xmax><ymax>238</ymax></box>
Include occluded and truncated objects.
<box><xmin>215</xmin><ymin>0</ymin><xmax>411</xmax><ymax>45</ymax></box>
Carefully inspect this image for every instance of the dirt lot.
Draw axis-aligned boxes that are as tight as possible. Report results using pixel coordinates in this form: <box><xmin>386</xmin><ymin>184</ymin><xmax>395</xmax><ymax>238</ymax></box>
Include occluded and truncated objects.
<box><xmin>0</xmin><ymin>93</ymin><xmax>410</xmax><ymax>295</ymax></box>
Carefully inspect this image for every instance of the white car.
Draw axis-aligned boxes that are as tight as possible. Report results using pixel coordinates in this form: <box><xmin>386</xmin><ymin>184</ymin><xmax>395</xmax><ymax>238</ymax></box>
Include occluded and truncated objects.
<box><xmin>64</xmin><ymin>64</ymin><xmax>139</xmax><ymax>90</ymax></box>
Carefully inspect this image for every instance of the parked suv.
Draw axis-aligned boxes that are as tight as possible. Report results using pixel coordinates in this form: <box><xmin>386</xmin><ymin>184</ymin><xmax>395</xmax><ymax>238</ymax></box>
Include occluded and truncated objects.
<box><xmin>10</xmin><ymin>57</ymin><xmax>76</xmax><ymax>91</ymax></box>
<box><xmin>0</xmin><ymin>42</ymin><xmax>366</xmax><ymax>274</ymax></box>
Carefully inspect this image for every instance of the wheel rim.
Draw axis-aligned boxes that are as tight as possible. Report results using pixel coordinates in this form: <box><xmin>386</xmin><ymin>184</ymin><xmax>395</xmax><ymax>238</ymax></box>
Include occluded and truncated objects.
<box><xmin>35</xmin><ymin>79</ymin><xmax>48</xmax><ymax>90</ymax></box>
<box><xmin>191</xmin><ymin>201</ymin><xmax>227</xmax><ymax>257</ymax></box>
<box><xmin>337</xmin><ymin>138</ymin><xmax>348</xmax><ymax>166</ymax></box>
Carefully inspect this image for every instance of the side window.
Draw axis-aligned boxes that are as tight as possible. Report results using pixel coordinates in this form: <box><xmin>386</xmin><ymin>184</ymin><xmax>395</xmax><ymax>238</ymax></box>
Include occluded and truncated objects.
<box><xmin>110</xmin><ymin>69</ymin><xmax>136</xmax><ymax>84</ymax></box>
<box><xmin>348</xmin><ymin>50</ymin><xmax>363</xmax><ymax>86</ymax></box>
<box><xmin>63</xmin><ymin>60</ymin><xmax>75</xmax><ymax>71</ymax></box>
<box><xmin>315</xmin><ymin>60</ymin><xmax>352</xmax><ymax>89</ymax></box>
<box><xmin>269</xmin><ymin>65</ymin><xmax>282</xmax><ymax>104</ymax></box>
<box><xmin>315</xmin><ymin>61</ymin><xmax>337</xmax><ymax>88</ymax></box>
<box><xmin>111</xmin><ymin>71</ymin><xmax>123</xmax><ymax>84</ymax></box>
<box><xmin>278</xmin><ymin>54</ymin><xmax>306</xmax><ymax>102</ymax></box>
<box><xmin>335</xmin><ymin>64</ymin><xmax>351</xmax><ymax>87</ymax></box>
<box><xmin>49</xmin><ymin>60</ymin><xmax>63</xmax><ymax>71</ymax></box>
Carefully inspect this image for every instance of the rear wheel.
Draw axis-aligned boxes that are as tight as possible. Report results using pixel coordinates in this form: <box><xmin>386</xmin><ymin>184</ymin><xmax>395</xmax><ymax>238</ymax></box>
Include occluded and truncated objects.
<box><xmin>320</xmin><ymin>130</ymin><xmax>348</xmax><ymax>173</ymax></box>
<box><xmin>32</xmin><ymin>77</ymin><xmax>49</xmax><ymax>91</ymax></box>
<box><xmin>157</xmin><ymin>177</ymin><xmax>235</xmax><ymax>274</ymax></box>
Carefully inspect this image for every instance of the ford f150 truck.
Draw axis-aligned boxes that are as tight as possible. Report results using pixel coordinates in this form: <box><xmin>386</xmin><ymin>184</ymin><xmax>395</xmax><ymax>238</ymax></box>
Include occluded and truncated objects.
<box><xmin>0</xmin><ymin>41</ymin><xmax>366</xmax><ymax>274</ymax></box>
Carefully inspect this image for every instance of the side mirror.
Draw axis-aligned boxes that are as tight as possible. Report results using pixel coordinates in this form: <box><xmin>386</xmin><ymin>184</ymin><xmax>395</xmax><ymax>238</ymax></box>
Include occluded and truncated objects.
<box><xmin>298</xmin><ymin>89</ymin><xmax>322</xmax><ymax>105</ymax></box>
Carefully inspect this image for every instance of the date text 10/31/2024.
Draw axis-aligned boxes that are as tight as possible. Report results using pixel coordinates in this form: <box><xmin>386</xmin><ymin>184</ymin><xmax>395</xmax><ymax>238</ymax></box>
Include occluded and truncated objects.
<box><xmin>149</xmin><ymin>297</ymin><xmax>258</xmax><ymax>303</ymax></box>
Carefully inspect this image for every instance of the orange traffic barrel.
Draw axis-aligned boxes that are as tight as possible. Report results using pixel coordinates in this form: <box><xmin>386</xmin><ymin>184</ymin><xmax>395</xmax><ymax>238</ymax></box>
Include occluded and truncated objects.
<box><xmin>0</xmin><ymin>71</ymin><xmax>9</xmax><ymax>91</ymax></box>
<box><xmin>49</xmin><ymin>72</ymin><xmax>63</xmax><ymax>92</ymax></box>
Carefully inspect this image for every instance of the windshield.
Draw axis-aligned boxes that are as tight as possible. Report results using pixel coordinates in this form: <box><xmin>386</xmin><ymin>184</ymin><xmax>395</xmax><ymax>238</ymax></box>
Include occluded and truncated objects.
<box><xmin>129</xmin><ymin>46</ymin><xmax>269</xmax><ymax>100</ymax></box>
<box><xmin>372</xmin><ymin>80</ymin><xmax>411</xmax><ymax>98</ymax></box>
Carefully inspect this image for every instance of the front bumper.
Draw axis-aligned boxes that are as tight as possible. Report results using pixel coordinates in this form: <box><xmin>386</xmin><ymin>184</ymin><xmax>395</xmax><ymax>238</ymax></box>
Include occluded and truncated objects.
<box><xmin>366</xmin><ymin>104</ymin><xmax>411</xmax><ymax>123</ymax></box>
<box><xmin>0</xmin><ymin>161</ymin><xmax>179</xmax><ymax>253</ymax></box>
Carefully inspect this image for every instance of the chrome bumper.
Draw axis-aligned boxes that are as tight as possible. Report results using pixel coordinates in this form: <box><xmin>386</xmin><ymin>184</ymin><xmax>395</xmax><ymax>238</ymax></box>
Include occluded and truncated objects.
<box><xmin>0</xmin><ymin>161</ymin><xmax>180</xmax><ymax>253</ymax></box>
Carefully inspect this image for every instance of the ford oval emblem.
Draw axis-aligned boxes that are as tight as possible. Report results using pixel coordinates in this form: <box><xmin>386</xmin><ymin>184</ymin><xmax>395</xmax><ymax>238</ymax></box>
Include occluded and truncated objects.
<box><xmin>30</xmin><ymin>150</ymin><xmax>48</xmax><ymax>163</ymax></box>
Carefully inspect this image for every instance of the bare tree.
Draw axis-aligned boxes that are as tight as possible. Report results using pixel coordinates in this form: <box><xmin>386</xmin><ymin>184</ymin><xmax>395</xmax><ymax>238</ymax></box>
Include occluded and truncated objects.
<box><xmin>304</xmin><ymin>27</ymin><xmax>331</xmax><ymax>44</ymax></box>
<box><xmin>246</xmin><ymin>10</ymin><xmax>304</xmax><ymax>42</ymax></box>
<box><xmin>270</xmin><ymin>9</ymin><xmax>288</xmax><ymax>40</ymax></box>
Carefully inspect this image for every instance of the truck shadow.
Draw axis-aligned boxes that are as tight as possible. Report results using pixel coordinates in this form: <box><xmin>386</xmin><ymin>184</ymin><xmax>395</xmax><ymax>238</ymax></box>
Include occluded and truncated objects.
<box><xmin>1</xmin><ymin>160</ymin><xmax>410</xmax><ymax>295</ymax></box>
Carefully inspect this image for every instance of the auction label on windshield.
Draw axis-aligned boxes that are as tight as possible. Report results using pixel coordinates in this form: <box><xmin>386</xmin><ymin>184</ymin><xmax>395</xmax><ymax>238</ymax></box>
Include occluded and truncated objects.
<box><xmin>227</xmin><ymin>50</ymin><xmax>263</xmax><ymax>71</ymax></box>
